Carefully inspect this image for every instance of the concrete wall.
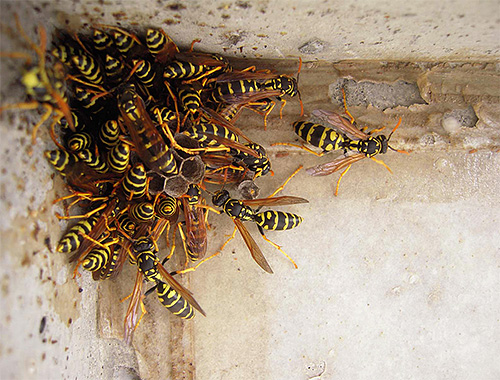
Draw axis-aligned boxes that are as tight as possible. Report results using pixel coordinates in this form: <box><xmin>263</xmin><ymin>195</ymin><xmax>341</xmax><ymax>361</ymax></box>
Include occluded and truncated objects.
<box><xmin>0</xmin><ymin>1</ymin><xmax>499</xmax><ymax>379</ymax></box>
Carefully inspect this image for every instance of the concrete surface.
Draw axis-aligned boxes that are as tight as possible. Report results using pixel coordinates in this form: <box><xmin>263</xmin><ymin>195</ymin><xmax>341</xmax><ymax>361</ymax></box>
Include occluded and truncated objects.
<box><xmin>0</xmin><ymin>1</ymin><xmax>499</xmax><ymax>379</ymax></box>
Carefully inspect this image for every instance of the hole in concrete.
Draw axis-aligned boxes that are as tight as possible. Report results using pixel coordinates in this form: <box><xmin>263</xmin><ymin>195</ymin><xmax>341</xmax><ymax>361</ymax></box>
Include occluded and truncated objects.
<box><xmin>329</xmin><ymin>78</ymin><xmax>427</xmax><ymax>109</ymax></box>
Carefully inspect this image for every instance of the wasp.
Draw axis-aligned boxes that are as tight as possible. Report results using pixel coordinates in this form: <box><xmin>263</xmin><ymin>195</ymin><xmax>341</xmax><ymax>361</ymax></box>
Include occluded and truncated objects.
<box><xmin>123</xmin><ymin>219</ymin><xmax>205</xmax><ymax>344</ymax></box>
<box><xmin>211</xmin><ymin>58</ymin><xmax>303</xmax><ymax>120</ymax></box>
<box><xmin>178</xmin><ymin>166</ymin><xmax>306</xmax><ymax>274</ymax></box>
<box><xmin>210</xmin><ymin>189</ymin><xmax>306</xmax><ymax>273</ymax></box>
<box><xmin>303</xmin><ymin>108</ymin><xmax>405</xmax><ymax>195</ymax></box>
<box><xmin>118</xmin><ymin>84</ymin><xmax>178</xmax><ymax>176</ymax></box>
<box><xmin>145</xmin><ymin>28</ymin><xmax>178</xmax><ymax>64</ymax></box>
<box><xmin>0</xmin><ymin>15</ymin><xmax>74</xmax><ymax>144</ymax></box>
<box><xmin>178</xmin><ymin>184</ymin><xmax>207</xmax><ymax>263</ymax></box>
<box><xmin>163</xmin><ymin>51</ymin><xmax>231</xmax><ymax>83</ymax></box>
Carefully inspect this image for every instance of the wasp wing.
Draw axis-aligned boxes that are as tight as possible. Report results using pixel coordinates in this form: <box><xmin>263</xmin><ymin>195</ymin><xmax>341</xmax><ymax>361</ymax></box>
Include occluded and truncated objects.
<box><xmin>306</xmin><ymin>153</ymin><xmax>366</xmax><ymax>176</ymax></box>
<box><xmin>218</xmin><ymin>90</ymin><xmax>283</xmax><ymax>107</ymax></box>
<box><xmin>215</xmin><ymin>70</ymin><xmax>276</xmax><ymax>83</ymax></box>
<box><xmin>312</xmin><ymin>109</ymin><xmax>370</xmax><ymax>140</ymax></box>
<box><xmin>200</xmin><ymin>106</ymin><xmax>253</xmax><ymax>143</ymax></box>
<box><xmin>157</xmin><ymin>262</ymin><xmax>206</xmax><ymax>316</ymax></box>
<box><xmin>242</xmin><ymin>196</ymin><xmax>309</xmax><ymax>207</ymax></box>
<box><xmin>123</xmin><ymin>270</ymin><xmax>144</xmax><ymax>345</ymax></box>
<box><xmin>234</xmin><ymin>218</ymin><xmax>273</xmax><ymax>274</ymax></box>
<box><xmin>175</xmin><ymin>52</ymin><xmax>227</xmax><ymax>67</ymax></box>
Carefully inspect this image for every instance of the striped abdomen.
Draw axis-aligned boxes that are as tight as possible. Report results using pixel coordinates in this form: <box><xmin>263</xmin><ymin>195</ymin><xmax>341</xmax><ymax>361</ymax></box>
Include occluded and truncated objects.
<box><xmin>72</xmin><ymin>54</ymin><xmax>104</xmax><ymax>85</ymax></box>
<box><xmin>77</xmin><ymin>149</ymin><xmax>108</xmax><ymax>173</ymax></box>
<box><xmin>155</xmin><ymin>195</ymin><xmax>178</xmax><ymax>219</ymax></box>
<box><xmin>112</xmin><ymin>30</ymin><xmax>136</xmax><ymax>54</ymax></box>
<box><xmin>129</xmin><ymin>202</ymin><xmax>155</xmax><ymax>223</ymax></box>
<box><xmin>92</xmin><ymin>29</ymin><xmax>113</xmax><ymax>51</ymax></box>
<box><xmin>178</xmin><ymin>85</ymin><xmax>201</xmax><ymax>114</ymax></box>
<box><xmin>104</xmin><ymin>54</ymin><xmax>125</xmax><ymax>80</ymax></box>
<box><xmin>214</xmin><ymin>80</ymin><xmax>261</xmax><ymax>103</ymax></box>
<box><xmin>67</xmin><ymin>132</ymin><xmax>92</xmax><ymax>152</ymax></box>
<box><xmin>82</xmin><ymin>243</ymin><xmax>111</xmax><ymax>272</ymax></box>
<box><xmin>99</xmin><ymin>120</ymin><xmax>120</xmax><ymax>148</ymax></box>
<box><xmin>107</xmin><ymin>141</ymin><xmax>130</xmax><ymax>173</ymax></box>
<box><xmin>133</xmin><ymin>60</ymin><xmax>156</xmax><ymax>88</ymax></box>
<box><xmin>57</xmin><ymin>213</ymin><xmax>100</xmax><ymax>253</ymax></box>
<box><xmin>164</xmin><ymin>61</ymin><xmax>206</xmax><ymax>79</ymax></box>
<box><xmin>156</xmin><ymin>281</ymin><xmax>194</xmax><ymax>319</ymax></box>
<box><xmin>254</xmin><ymin>211</ymin><xmax>303</xmax><ymax>231</ymax></box>
<box><xmin>293</xmin><ymin>121</ymin><xmax>346</xmax><ymax>152</ymax></box>
<box><xmin>185</xmin><ymin>122</ymin><xmax>239</xmax><ymax>145</ymax></box>
<box><xmin>44</xmin><ymin>149</ymin><xmax>77</xmax><ymax>176</ymax></box>
<box><xmin>122</xmin><ymin>163</ymin><xmax>147</xmax><ymax>199</ymax></box>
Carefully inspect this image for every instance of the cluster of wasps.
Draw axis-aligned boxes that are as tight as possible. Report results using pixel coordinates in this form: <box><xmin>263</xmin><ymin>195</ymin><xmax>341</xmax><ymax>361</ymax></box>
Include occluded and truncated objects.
<box><xmin>1</xmin><ymin>16</ymin><xmax>406</xmax><ymax>343</ymax></box>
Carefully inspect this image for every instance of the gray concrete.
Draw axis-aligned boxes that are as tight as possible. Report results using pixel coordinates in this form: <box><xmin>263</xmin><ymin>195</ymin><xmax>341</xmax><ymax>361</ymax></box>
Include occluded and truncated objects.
<box><xmin>1</xmin><ymin>1</ymin><xmax>499</xmax><ymax>379</ymax></box>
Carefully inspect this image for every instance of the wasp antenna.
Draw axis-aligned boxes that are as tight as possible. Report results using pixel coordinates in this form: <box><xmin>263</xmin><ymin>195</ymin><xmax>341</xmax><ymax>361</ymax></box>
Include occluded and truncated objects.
<box><xmin>387</xmin><ymin>117</ymin><xmax>402</xmax><ymax>140</ymax></box>
<box><xmin>341</xmin><ymin>88</ymin><xmax>356</xmax><ymax>124</ymax></box>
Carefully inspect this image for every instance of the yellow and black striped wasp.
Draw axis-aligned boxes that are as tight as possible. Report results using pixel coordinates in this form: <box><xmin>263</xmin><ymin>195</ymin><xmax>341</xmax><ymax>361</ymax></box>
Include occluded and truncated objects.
<box><xmin>209</xmin><ymin>58</ymin><xmax>304</xmax><ymax>122</ymax></box>
<box><xmin>118</xmin><ymin>84</ymin><xmax>179</xmax><ymax>176</ymax></box>
<box><xmin>304</xmin><ymin>106</ymin><xmax>405</xmax><ymax>196</ymax></box>
<box><xmin>0</xmin><ymin>15</ymin><xmax>75</xmax><ymax>145</ymax></box>
<box><xmin>274</xmin><ymin>89</ymin><xmax>407</xmax><ymax>195</ymax></box>
<box><xmin>178</xmin><ymin>166</ymin><xmax>306</xmax><ymax>274</ymax></box>
<box><xmin>178</xmin><ymin>184</ymin><xmax>208</xmax><ymax>263</ymax></box>
<box><xmin>123</xmin><ymin>217</ymin><xmax>205</xmax><ymax>344</ymax></box>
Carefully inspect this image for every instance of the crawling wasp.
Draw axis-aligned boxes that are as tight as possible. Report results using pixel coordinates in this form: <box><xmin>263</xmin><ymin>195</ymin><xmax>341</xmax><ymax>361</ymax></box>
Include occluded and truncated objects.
<box><xmin>118</xmin><ymin>84</ymin><xmax>178</xmax><ymax>176</ymax></box>
<box><xmin>178</xmin><ymin>184</ymin><xmax>208</xmax><ymax>263</ymax></box>
<box><xmin>178</xmin><ymin>166</ymin><xmax>306</xmax><ymax>274</ymax></box>
<box><xmin>302</xmin><ymin>107</ymin><xmax>405</xmax><ymax>195</ymax></box>
<box><xmin>0</xmin><ymin>15</ymin><xmax>74</xmax><ymax>145</ymax></box>
<box><xmin>123</xmin><ymin>219</ymin><xmax>205</xmax><ymax>344</ymax></box>
<box><xmin>211</xmin><ymin>58</ymin><xmax>304</xmax><ymax>121</ymax></box>
<box><xmin>274</xmin><ymin>89</ymin><xmax>407</xmax><ymax>195</ymax></box>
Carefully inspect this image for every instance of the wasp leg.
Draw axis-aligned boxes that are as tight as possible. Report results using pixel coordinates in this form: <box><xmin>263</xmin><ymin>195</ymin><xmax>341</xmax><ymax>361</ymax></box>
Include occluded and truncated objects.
<box><xmin>341</xmin><ymin>88</ymin><xmax>356</xmax><ymax>124</ymax></box>
<box><xmin>334</xmin><ymin>164</ymin><xmax>352</xmax><ymax>196</ymax></box>
<box><xmin>267</xmin><ymin>165</ymin><xmax>303</xmax><ymax>198</ymax></box>
<box><xmin>257</xmin><ymin>225</ymin><xmax>298</xmax><ymax>269</ymax></box>
<box><xmin>175</xmin><ymin>225</ymin><xmax>237</xmax><ymax>275</ymax></box>
<box><xmin>55</xmin><ymin>202</ymin><xmax>107</xmax><ymax>220</ymax></box>
<box><xmin>271</xmin><ymin>142</ymin><xmax>326</xmax><ymax>157</ymax></box>
<box><xmin>370</xmin><ymin>156</ymin><xmax>392</xmax><ymax>174</ymax></box>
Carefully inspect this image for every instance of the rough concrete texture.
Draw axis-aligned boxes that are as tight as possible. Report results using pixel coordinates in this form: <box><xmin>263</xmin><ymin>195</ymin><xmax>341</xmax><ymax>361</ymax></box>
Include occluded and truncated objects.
<box><xmin>1</xmin><ymin>1</ymin><xmax>499</xmax><ymax>379</ymax></box>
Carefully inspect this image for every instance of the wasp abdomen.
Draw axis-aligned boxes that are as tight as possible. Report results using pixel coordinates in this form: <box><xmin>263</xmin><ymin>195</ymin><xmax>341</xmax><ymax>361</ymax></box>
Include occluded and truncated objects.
<box><xmin>156</xmin><ymin>282</ymin><xmax>195</xmax><ymax>319</ymax></box>
<box><xmin>254</xmin><ymin>211</ymin><xmax>303</xmax><ymax>231</ymax></box>
<box><xmin>293</xmin><ymin>121</ymin><xmax>345</xmax><ymax>152</ymax></box>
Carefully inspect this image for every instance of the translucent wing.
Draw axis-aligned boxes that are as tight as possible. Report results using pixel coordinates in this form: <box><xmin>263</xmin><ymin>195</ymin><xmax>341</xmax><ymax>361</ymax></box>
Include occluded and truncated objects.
<box><xmin>312</xmin><ymin>109</ymin><xmax>370</xmax><ymax>140</ymax></box>
<box><xmin>306</xmin><ymin>153</ymin><xmax>366</xmax><ymax>176</ymax></box>
<box><xmin>157</xmin><ymin>262</ymin><xmax>207</xmax><ymax>316</ymax></box>
<box><xmin>234</xmin><ymin>218</ymin><xmax>273</xmax><ymax>274</ymax></box>
<box><xmin>242</xmin><ymin>196</ymin><xmax>309</xmax><ymax>207</ymax></box>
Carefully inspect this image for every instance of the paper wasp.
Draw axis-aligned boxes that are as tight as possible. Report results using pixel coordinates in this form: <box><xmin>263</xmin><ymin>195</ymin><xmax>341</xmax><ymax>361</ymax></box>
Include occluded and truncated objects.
<box><xmin>0</xmin><ymin>15</ymin><xmax>74</xmax><ymax>145</ymax></box>
<box><xmin>274</xmin><ymin>89</ymin><xmax>407</xmax><ymax>195</ymax></box>
<box><xmin>210</xmin><ymin>58</ymin><xmax>304</xmax><ymax>120</ymax></box>
<box><xmin>123</xmin><ymin>218</ymin><xmax>205</xmax><ymax>344</ymax></box>
<box><xmin>145</xmin><ymin>28</ymin><xmax>178</xmax><ymax>64</ymax></box>
<box><xmin>118</xmin><ymin>84</ymin><xmax>179</xmax><ymax>175</ymax></box>
<box><xmin>178</xmin><ymin>166</ymin><xmax>306</xmax><ymax>274</ymax></box>
<box><xmin>163</xmin><ymin>51</ymin><xmax>231</xmax><ymax>82</ymax></box>
<box><xmin>178</xmin><ymin>184</ymin><xmax>208</xmax><ymax>263</ymax></box>
<box><xmin>306</xmin><ymin>106</ymin><xmax>405</xmax><ymax>196</ymax></box>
